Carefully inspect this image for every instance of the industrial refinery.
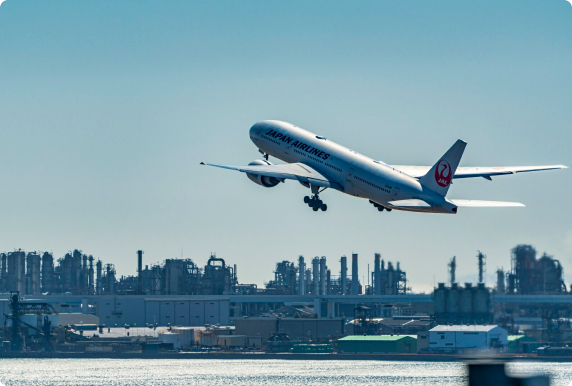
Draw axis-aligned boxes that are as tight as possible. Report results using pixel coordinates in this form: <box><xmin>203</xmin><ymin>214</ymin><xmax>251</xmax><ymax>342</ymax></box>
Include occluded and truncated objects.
<box><xmin>1</xmin><ymin>244</ymin><xmax>571</xmax><ymax>357</ymax></box>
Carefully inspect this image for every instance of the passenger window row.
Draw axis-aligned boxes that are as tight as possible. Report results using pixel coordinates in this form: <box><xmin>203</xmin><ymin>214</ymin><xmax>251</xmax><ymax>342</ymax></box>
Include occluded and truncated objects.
<box><xmin>293</xmin><ymin>149</ymin><xmax>324</xmax><ymax>164</ymax></box>
<box><xmin>325</xmin><ymin>163</ymin><xmax>342</xmax><ymax>172</ymax></box>
<box><xmin>355</xmin><ymin>176</ymin><xmax>391</xmax><ymax>193</ymax></box>
<box><xmin>262</xmin><ymin>135</ymin><xmax>281</xmax><ymax>145</ymax></box>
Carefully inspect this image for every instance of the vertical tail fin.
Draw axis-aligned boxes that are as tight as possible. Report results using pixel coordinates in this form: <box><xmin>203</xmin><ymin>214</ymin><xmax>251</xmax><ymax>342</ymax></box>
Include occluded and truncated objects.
<box><xmin>419</xmin><ymin>139</ymin><xmax>466</xmax><ymax>197</ymax></box>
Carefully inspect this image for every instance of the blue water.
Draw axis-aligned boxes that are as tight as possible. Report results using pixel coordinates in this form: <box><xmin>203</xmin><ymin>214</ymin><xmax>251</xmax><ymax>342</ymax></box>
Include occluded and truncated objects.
<box><xmin>0</xmin><ymin>359</ymin><xmax>570</xmax><ymax>385</ymax></box>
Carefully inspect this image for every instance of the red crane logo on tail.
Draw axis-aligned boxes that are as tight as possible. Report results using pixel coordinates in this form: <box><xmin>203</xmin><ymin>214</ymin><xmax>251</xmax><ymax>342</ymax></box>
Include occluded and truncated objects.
<box><xmin>435</xmin><ymin>159</ymin><xmax>452</xmax><ymax>187</ymax></box>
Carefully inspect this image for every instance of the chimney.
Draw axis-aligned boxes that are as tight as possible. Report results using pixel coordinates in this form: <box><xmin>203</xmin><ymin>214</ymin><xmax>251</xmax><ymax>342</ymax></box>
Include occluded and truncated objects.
<box><xmin>340</xmin><ymin>256</ymin><xmax>347</xmax><ymax>295</ymax></box>
<box><xmin>351</xmin><ymin>253</ymin><xmax>359</xmax><ymax>295</ymax></box>
<box><xmin>137</xmin><ymin>250</ymin><xmax>143</xmax><ymax>294</ymax></box>
<box><xmin>374</xmin><ymin>253</ymin><xmax>381</xmax><ymax>295</ymax></box>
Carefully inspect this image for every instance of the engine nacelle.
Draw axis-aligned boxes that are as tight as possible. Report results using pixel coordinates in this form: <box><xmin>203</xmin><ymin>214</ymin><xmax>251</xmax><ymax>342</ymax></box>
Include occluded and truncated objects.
<box><xmin>246</xmin><ymin>160</ymin><xmax>281</xmax><ymax>188</ymax></box>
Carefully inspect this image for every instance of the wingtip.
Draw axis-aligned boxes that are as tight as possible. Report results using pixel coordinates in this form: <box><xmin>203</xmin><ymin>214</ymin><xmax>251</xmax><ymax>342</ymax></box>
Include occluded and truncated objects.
<box><xmin>200</xmin><ymin>162</ymin><xmax>206</xmax><ymax>165</ymax></box>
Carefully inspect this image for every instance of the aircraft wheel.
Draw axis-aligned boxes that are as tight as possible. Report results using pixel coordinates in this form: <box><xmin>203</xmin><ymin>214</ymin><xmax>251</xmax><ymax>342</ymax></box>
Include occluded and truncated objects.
<box><xmin>378</xmin><ymin>206</ymin><xmax>384</xmax><ymax>212</ymax></box>
<box><xmin>321</xmin><ymin>204</ymin><xmax>327</xmax><ymax>211</ymax></box>
<box><xmin>304</xmin><ymin>196</ymin><xmax>310</xmax><ymax>204</ymax></box>
<box><xmin>312</xmin><ymin>205</ymin><xmax>319</xmax><ymax>212</ymax></box>
<box><xmin>386</xmin><ymin>208</ymin><xmax>392</xmax><ymax>212</ymax></box>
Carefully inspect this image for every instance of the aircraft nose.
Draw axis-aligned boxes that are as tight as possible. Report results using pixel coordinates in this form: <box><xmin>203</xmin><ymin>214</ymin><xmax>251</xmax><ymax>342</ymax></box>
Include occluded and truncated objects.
<box><xmin>249</xmin><ymin>122</ymin><xmax>265</xmax><ymax>138</ymax></box>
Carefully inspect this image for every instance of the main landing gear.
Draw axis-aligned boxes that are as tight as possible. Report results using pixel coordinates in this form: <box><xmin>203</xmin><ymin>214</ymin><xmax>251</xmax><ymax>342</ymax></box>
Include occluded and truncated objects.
<box><xmin>370</xmin><ymin>200</ymin><xmax>392</xmax><ymax>212</ymax></box>
<box><xmin>305</xmin><ymin>186</ymin><xmax>327</xmax><ymax>212</ymax></box>
<box><xmin>304</xmin><ymin>195</ymin><xmax>327</xmax><ymax>212</ymax></box>
<box><xmin>258</xmin><ymin>149</ymin><xmax>269</xmax><ymax>161</ymax></box>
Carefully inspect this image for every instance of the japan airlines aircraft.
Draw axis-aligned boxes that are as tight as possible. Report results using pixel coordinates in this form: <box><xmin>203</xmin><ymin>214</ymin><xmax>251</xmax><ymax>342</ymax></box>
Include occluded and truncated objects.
<box><xmin>201</xmin><ymin>120</ymin><xmax>567</xmax><ymax>214</ymax></box>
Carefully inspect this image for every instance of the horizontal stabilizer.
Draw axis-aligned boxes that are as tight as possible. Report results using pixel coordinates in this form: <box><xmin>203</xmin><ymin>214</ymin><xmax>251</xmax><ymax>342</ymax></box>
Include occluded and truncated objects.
<box><xmin>450</xmin><ymin>199</ymin><xmax>525</xmax><ymax>207</ymax></box>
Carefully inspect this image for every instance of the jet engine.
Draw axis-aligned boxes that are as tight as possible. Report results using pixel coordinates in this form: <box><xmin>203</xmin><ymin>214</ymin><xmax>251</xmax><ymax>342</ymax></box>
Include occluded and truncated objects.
<box><xmin>246</xmin><ymin>160</ymin><xmax>281</xmax><ymax>188</ymax></box>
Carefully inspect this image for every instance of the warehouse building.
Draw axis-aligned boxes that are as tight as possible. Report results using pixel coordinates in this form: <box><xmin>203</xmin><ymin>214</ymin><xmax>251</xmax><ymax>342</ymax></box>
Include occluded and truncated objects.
<box><xmin>507</xmin><ymin>335</ymin><xmax>538</xmax><ymax>353</ymax></box>
<box><xmin>429</xmin><ymin>325</ymin><xmax>507</xmax><ymax>353</ymax></box>
<box><xmin>337</xmin><ymin>335</ymin><xmax>417</xmax><ymax>353</ymax></box>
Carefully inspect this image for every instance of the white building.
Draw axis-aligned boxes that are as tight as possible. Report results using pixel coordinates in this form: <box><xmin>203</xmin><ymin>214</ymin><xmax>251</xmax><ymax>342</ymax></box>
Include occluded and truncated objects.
<box><xmin>429</xmin><ymin>325</ymin><xmax>508</xmax><ymax>352</ymax></box>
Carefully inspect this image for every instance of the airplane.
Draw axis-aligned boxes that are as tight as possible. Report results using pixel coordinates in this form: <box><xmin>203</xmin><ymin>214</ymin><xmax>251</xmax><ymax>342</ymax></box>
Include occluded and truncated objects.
<box><xmin>201</xmin><ymin>120</ymin><xmax>567</xmax><ymax>214</ymax></box>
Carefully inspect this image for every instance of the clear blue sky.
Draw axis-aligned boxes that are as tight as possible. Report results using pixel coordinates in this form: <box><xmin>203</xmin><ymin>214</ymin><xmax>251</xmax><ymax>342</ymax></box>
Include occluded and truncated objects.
<box><xmin>1</xmin><ymin>0</ymin><xmax>571</xmax><ymax>292</ymax></box>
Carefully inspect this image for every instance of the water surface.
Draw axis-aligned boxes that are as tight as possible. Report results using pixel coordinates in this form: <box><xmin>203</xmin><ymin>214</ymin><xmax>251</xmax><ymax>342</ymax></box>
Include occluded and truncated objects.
<box><xmin>0</xmin><ymin>359</ymin><xmax>570</xmax><ymax>385</ymax></box>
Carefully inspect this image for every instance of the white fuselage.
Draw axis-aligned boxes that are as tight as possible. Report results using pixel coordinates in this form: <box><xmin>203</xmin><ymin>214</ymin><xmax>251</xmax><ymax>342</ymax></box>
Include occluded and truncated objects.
<box><xmin>249</xmin><ymin>120</ymin><xmax>452</xmax><ymax>213</ymax></box>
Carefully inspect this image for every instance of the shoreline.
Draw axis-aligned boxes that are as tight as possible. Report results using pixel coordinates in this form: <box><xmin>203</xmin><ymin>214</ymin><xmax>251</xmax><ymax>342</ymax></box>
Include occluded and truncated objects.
<box><xmin>0</xmin><ymin>352</ymin><xmax>570</xmax><ymax>362</ymax></box>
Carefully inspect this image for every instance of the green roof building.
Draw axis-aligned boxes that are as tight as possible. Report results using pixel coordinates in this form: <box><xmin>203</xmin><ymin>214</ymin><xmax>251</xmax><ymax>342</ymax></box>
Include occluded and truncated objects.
<box><xmin>337</xmin><ymin>335</ymin><xmax>417</xmax><ymax>353</ymax></box>
<box><xmin>507</xmin><ymin>335</ymin><xmax>538</xmax><ymax>353</ymax></box>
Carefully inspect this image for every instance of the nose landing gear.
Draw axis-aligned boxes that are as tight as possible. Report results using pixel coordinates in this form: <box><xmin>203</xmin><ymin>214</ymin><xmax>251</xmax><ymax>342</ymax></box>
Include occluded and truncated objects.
<box><xmin>304</xmin><ymin>185</ymin><xmax>328</xmax><ymax>212</ymax></box>
<box><xmin>370</xmin><ymin>200</ymin><xmax>391</xmax><ymax>212</ymax></box>
<box><xmin>304</xmin><ymin>195</ymin><xmax>327</xmax><ymax>211</ymax></box>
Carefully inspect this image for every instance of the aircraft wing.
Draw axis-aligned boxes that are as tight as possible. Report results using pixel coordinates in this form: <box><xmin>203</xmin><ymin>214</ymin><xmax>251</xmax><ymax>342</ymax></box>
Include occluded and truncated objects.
<box><xmin>391</xmin><ymin>165</ymin><xmax>567</xmax><ymax>180</ymax></box>
<box><xmin>200</xmin><ymin>161</ymin><xmax>343</xmax><ymax>189</ymax></box>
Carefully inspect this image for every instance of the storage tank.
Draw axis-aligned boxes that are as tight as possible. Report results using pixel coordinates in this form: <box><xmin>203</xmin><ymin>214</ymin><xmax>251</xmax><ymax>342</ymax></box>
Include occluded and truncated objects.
<box><xmin>433</xmin><ymin>283</ymin><xmax>447</xmax><ymax>314</ymax></box>
<box><xmin>41</xmin><ymin>252</ymin><xmax>54</xmax><ymax>294</ymax></box>
<box><xmin>474</xmin><ymin>283</ymin><xmax>490</xmax><ymax>314</ymax></box>
<box><xmin>26</xmin><ymin>252</ymin><xmax>41</xmax><ymax>295</ymax></box>
<box><xmin>447</xmin><ymin>283</ymin><xmax>461</xmax><ymax>314</ymax></box>
<box><xmin>460</xmin><ymin>283</ymin><xmax>474</xmax><ymax>314</ymax></box>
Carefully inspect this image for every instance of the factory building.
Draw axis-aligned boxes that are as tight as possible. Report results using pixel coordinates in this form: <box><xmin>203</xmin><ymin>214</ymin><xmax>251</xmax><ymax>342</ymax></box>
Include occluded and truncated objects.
<box><xmin>504</xmin><ymin>244</ymin><xmax>567</xmax><ymax>294</ymax></box>
<box><xmin>0</xmin><ymin>249</ymin><xmax>411</xmax><ymax>300</ymax></box>
<box><xmin>367</xmin><ymin>255</ymin><xmax>407</xmax><ymax>295</ymax></box>
<box><xmin>428</xmin><ymin>325</ymin><xmax>507</xmax><ymax>353</ymax></box>
<box><xmin>126</xmin><ymin>254</ymin><xmax>238</xmax><ymax>296</ymax></box>
<box><xmin>337</xmin><ymin>335</ymin><xmax>417</xmax><ymax>354</ymax></box>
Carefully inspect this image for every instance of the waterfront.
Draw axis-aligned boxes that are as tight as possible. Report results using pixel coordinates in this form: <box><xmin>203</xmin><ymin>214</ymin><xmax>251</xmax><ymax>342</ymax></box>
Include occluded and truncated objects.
<box><xmin>0</xmin><ymin>359</ymin><xmax>571</xmax><ymax>386</ymax></box>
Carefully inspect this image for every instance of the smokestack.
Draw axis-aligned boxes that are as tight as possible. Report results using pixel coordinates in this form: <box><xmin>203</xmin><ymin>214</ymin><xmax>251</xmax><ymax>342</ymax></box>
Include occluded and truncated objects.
<box><xmin>0</xmin><ymin>253</ymin><xmax>6</xmax><ymax>291</ymax></box>
<box><xmin>448</xmin><ymin>256</ymin><xmax>456</xmax><ymax>284</ymax></box>
<box><xmin>312</xmin><ymin>257</ymin><xmax>319</xmax><ymax>295</ymax></box>
<box><xmin>298</xmin><ymin>256</ymin><xmax>305</xmax><ymax>295</ymax></box>
<box><xmin>340</xmin><ymin>256</ymin><xmax>347</xmax><ymax>295</ymax></box>
<box><xmin>96</xmin><ymin>260</ymin><xmax>102</xmax><ymax>295</ymax></box>
<box><xmin>326</xmin><ymin>269</ymin><xmax>331</xmax><ymax>295</ymax></box>
<box><xmin>477</xmin><ymin>251</ymin><xmax>486</xmax><ymax>284</ymax></box>
<box><xmin>88</xmin><ymin>256</ymin><xmax>94</xmax><ymax>295</ymax></box>
<box><xmin>137</xmin><ymin>250</ymin><xmax>143</xmax><ymax>294</ymax></box>
<box><xmin>496</xmin><ymin>268</ymin><xmax>505</xmax><ymax>294</ymax></box>
<box><xmin>319</xmin><ymin>257</ymin><xmax>326</xmax><ymax>295</ymax></box>
<box><xmin>374</xmin><ymin>253</ymin><xmax>381</xmax><ymax>295</ymax></box>
<box><xmin>82</xmin><ymin>254</ymin><xmax>88</xmax><ymax>292</ymax></box>
<box><xmin>351</xmin><ymin>253</ymin><xmax>359</xmax><ymax>295</ymax></box>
